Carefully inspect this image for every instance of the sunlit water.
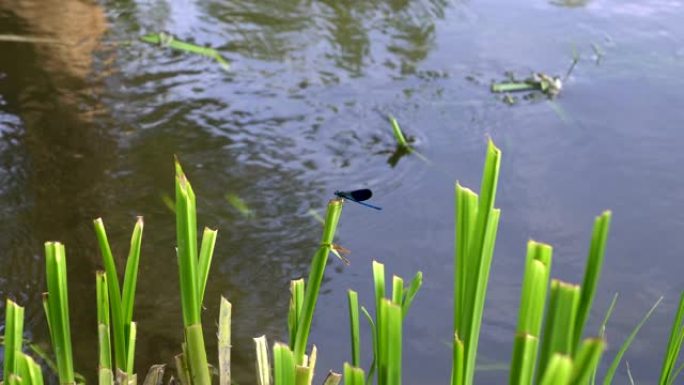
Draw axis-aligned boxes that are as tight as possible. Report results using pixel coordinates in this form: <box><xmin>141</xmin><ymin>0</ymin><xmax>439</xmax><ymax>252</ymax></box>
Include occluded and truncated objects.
<box><xmin>1</xmin><ymin>0</ymin><xmax>683</xmax><ymax>383</ymax></box>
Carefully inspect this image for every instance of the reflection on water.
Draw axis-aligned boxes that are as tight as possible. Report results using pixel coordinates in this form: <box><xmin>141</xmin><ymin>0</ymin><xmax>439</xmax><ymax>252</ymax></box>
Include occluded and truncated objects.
<box><xmin>1</xmin><ymin>0</ymin><xmax>684</xmax><ymax>383</ymax></box>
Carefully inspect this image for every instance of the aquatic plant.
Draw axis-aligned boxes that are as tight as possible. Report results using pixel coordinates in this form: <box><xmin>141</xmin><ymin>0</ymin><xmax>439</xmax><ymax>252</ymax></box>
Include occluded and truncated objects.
<box><xmin>93</xmin><ymin>217</ymin><xmax>144</xmax><ymax>382</ymax></box>
<box><xmin>140</xmin><ymin>32</ymin><xmax>230</xmax><ymax>71</ymax></box>
<box><xmin>43</xmin><ymin>242</ymin><xmax>75</xmax><ymax>385</ymax></box>
<box><xmin>3</xmin><ymin>139</ymin><xmax>684</xmax><ymax>385</ymax></box>
<box><xmin>174</xmin><ymin>159</ymin><xmax>217</xmax><ymax>385</ymax></box>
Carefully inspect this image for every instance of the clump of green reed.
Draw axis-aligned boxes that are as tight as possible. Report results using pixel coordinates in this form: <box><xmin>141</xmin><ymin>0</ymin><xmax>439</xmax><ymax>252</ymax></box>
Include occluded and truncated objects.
<box><xmin>43</xmin><ymin>242</ymin><xmax>75</xmax><ymax>385</ymax></box>
<box><xmin>174</xmin><ymin>159</ymin><xmax>218</xmax><ymax>385</ymax></box>
<box><xmin>93</xmin><ymin>217</ymin><xmax>144</xmax><ymax>384</ymax></box>
<box><xmin>253</xmin><ymin>198</ymin><xmax>345</xmax><ymax>385</ymax></box>
<box><xmin>451</xmin><ymin>139</ymin><xmax>612</xmax><ymax>385</ymax></box>
<box><xmin>452</xmin><ymin>138</ymin><xmax>502</xmax><ymax>385</ymax></box>
<box><xmin>3</xmin><ymin>300</ymin><xmax>44</xmax><ymax>385</ymax></box>
<box><xmin>657</xmin><ymin>292</ymin><xmax>684</xmax><ymax>385</ymax></box>
<box><xmin>342</xmin><ymin>261</ymin><xmax>422</xmax><ymax>385</ymax></box>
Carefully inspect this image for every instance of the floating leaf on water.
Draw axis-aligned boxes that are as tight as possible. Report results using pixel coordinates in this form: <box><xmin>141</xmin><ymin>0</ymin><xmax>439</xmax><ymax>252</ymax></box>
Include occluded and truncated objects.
<box><xmin>226</xmin><ymin>193</ymin><xmax>254</xmax><ymax>218</ymax></box>
<box><xmin>492</xmin><ymin>72</ymin><xmax>562</xmax><ymax>98</ymax></box>
<box><xmin>140</xmin><ymin>32</ymin><xmax>230</xmax><ymax>71</ymax></box>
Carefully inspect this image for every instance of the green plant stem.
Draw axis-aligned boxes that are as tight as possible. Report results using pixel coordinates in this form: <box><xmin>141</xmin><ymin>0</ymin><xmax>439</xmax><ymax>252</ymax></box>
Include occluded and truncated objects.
<box><xmin>292</xmin><ymin>199</ymin><xmax>343</xmax><ymax>364</ymax></box>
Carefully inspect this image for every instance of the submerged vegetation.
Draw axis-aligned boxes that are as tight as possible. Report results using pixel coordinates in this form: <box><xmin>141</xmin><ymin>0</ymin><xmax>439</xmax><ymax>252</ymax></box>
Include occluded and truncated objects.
<box><xmin>2</xmin><ymin>140</ymin><xmax>684</xmax><ymax>385</ymax></box>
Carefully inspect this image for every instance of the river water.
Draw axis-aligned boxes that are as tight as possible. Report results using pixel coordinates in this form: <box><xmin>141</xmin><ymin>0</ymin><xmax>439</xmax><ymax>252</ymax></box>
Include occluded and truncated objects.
<box><xmin>1</xmin><ymin>0</ymin><xmax>683</xmax><ymax>384</ymax></box>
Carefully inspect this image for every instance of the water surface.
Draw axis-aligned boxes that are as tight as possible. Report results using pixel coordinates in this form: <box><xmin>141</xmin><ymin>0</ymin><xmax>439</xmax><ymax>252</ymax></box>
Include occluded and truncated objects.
<box><xmin>1</xmin><ymin>0</ymin><xmax>683</xmax><ymax>383</ymax></box>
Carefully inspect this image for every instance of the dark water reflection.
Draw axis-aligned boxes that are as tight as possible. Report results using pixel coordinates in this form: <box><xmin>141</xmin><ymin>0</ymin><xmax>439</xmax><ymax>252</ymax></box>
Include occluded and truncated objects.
<box><xmin>1</xmin><ymin>0</ymin><xmax>684</xmax><ymax>384</ymax></box>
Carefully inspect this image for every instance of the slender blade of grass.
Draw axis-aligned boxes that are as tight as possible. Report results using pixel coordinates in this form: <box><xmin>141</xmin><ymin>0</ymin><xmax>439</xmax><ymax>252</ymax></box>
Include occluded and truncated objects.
<box><xmin>454</xmin><ymin>184</ymin><xmax>478</xmax><ymax>336</ymax></box>
<box><xmin>254</xmin><ymin>335</ymin><xmax>271</xmax><ymax>385</ymax></box>
<box><xmin>361</xmin><ymin>306</ymin><xmax>378</xmax><ymax>384</ymax></box>
<box><xmin>509</xmin><ymin>334</ymin><xmax>539</xmax><ymax>385</ymax></box>
<box><xmin>389</xmin><ymin>115</ymin><xmax>409</xmax><ymax>148</ymax></box>
<box><xmin>293</xmin><ymin>199</ymin><xmax>343</xmax><ymax>364</ymax></box>
<box><xmin>126</xmin><ymin>322</ymin><xmax>137</xmax><ymax>374</ymax></box>
<box><xmin>347</xmin><ymin>290</ymin><xmax>361</xmax><ymax>367</ymax></box>
<box><xmin>458</xmin><ymin>139</ymin><xmax>502</xmax><ymax>385</ymax></box>
<box><xmin>591</xmin><ymin>293</ymin><xmax>619</xmax><ymax>385</ymax></box>
<box><xmin>574</xmin><ymin>212</ymin><xmax>612</xmax><ymax>350</ymax></box>
<box><xmin>175</xmin><ymin>160</ymin><xmax>200</xmax><ymax>326</ymax></box>
<box><xmin>392</xmin><ymin>276</ymin><xmax>404</xmax><ymax>306</ymax></box>
<box><xmin>274</xmin><ymin>343</ymin><xmax>296</xmax><ymax>385</ymax></box>
<box><xmin>602</xmin><ymin>297</ymin><xmax>662</xmax><ymax>385</ymax></box>
<box><xmin>538</xmin><ymin>280</ymin><xmax>580</xmax><ymax>382</ymax></box>
<box><xmin>452</xmin><ymin>333</ymin><xmax>465</xmax><ymax>385</ymax></box>
<box><xmin>386</xmin><ymin>301</ymin><xmax>403</xmax><ymax>385</ymax></box>
<box><xmin>402</xmin><ymin>271</ymin><xmax>422</xmax><ymax>319</ymax></box>
<box><xmin>185</xmin><ymin>323</ymin><xmax>211</xmax><ymax>385</ymax></box>
<box><xmin>3</xmin><ymin>299</ymin><xmax>24</xmax><ymax>381</ymax></box>
<box><xmin>288</xmin><ymin>279</ymin><xmax>305</xmax><ymax>349</ymax></box>
<box><xmin>374</xmin><ymin>263</ymin><xmax>387</xmax><ymax>385</ymax></box>
<box><xmin>93</xmin><ymin>220</ymin><xmax>127</xmax><ymax>372</ymax></box>
<box><xmin>658</xmin><ymin>291</ymin><xmax>684</xmax><ymax>385</ymax></box>
<box><xmin>45</xmin><ymin>242</ymin><xmax>75</xmax><ymax>384</ymax></box>
<box><xmin>18</xmin><ymin>353</ymin><xmax>45</xmax><ymax>385</ymax></box>
<box><xmin>197</xmin><ymin>227</ymin><xmax>217</xmax><ymax>308</ymax></box>
<box><xmin>122</xmin><ymin>217</ymin><xmax>144</xmax><ymax>330</ymax></box>
<box><xmin>571</xmin><ymin>339</ymin><xmax>606</xmax><ymax>385</ymax></box>
<box><xmin>219</xmin><ymin>297</ymin><xmax>232</xmax><ymax>385</ymax></box>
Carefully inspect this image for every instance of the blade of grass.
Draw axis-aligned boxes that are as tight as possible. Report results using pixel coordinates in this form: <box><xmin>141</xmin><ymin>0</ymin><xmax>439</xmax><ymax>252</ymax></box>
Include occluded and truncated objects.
<box><xmin>126</xmin><ymin>322</ymin><xmax>137</xmax><ymax>374</ymax></box>
<box><xmin>402</xmin><ymin>271</ymin><xmax>423</xmax><ymax>318</ymax></box>
<box><xmin>389</xmin><ymin>115</ymin><xmax>409</xmax><ymax>148</ymax></box>
<box><xmin>459</xmin><ymin>139</ymin><xmax>502</xmax><ymax>385</ymax></box>
<box><xmin>591</xmin><ymin>293</ymin><xmax>619</xmax><ymax>385</ymax></box>
<box><xmin>453</xmin><ymin>333</ymin><xmax>465</xmax><ymax>385</ymax></box>
<box><xmin>219</xmin><ymin>297</ymin><xmax>232</xmax><ymax>385</ymax></box>
<box><xmin>175</xmin><ymin>160</ymin><xmax>200</xmax><ymax>326</ymax></box>
<box><xmin>537</xmin><ymin>280</ymin><xmax>580</xmax><ymax>382</ymax></box>
<box><xmin>185</xmin><ymin>323</ymin><xmax>210</xmax><ymax>385</ymax></box>
<box><xmin>509</xmin><ymin>333</ymin><xmax>539</xmax><ymax>385</ymax></box>
<box><xmin>292</xmin><ymin>199</ymin><xmax>343</xmax><ymax>364</ymax></box>
<box><xmin>197</xmin><ymin>227</ymin><xmax>218</xmax><ymax>308</ymax></box>
<box><xmin>18</xmin><ymin>352</ymin><xmax>45</xmax><ymax>385</ymax></box>
<box><xmin>571</xmin><ymin>339</ymin><xmax>606</xmax><ymax>385</ymax></box>
<box><xmin>93</xmin><ymin>220</ymin><xmax>127</xmax><ymax>373</ymax></box>
<box><xmin>392</xmin><ymin>276</ymin><xmax>404</xmax><ymax>306</ymax></box>
<box><xmin>658</xmin><ymin>291</ymin><xmax>684</xmax><ymax>385</ymax></box>
<box><xmin>574</xmin><ymin>211</ymin><xmax>612</xmax><ymax>350</ymax></box>
<box><xmin>361</xmin><ymin>306</ymin><xmax>378</xmax><ymax>384</ymax></box>
<box><xmin>348</xmin><ymin>290</ymin><xmax>361</xmax><ymax>367</ymax></box>
<box><xmin>254</xmin><ymin>335</ymin><xmax>271</xmax><ymax>385</ymax></box>
<box><xmin>602</xmin><ymin>297</ymin><xmax>662</xmax><ymax>385</ymax></box>
<box><xmin>274</xmin><ymin>343</ymin><xmax>296</xmax><ymax>385</ymax></box>
<box><xmin>386</xmin><ymin>301</ymin><xmax>403</xmax><ymax>385</ymax></box>
<box><xmin>3</xmin><ymin>299</ymin><xmax>25</xmax><ymax>382</ymax></box>
<box><xmin>45</xmin><ymin>242</ymin><xmax>75</xmax><ymax>385</ymax></box>
<box><xmin>122</xmin><ymin>217</ymin><xmax>144</xmax><ymax>331</ymax></box>
<box><xmin>289</xmin><ymin>279</ymin><xmax>305</xmax><ymax>349</ymax></box>
<box><xmin>373</xmin><ymin>262</ymin><xmax>387</xmax><ymax>385</ymax></box>
<box><xmin>96</xmin><ymin>271</ymin><xmax>113</xmax><ymax>385</ymax></box>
